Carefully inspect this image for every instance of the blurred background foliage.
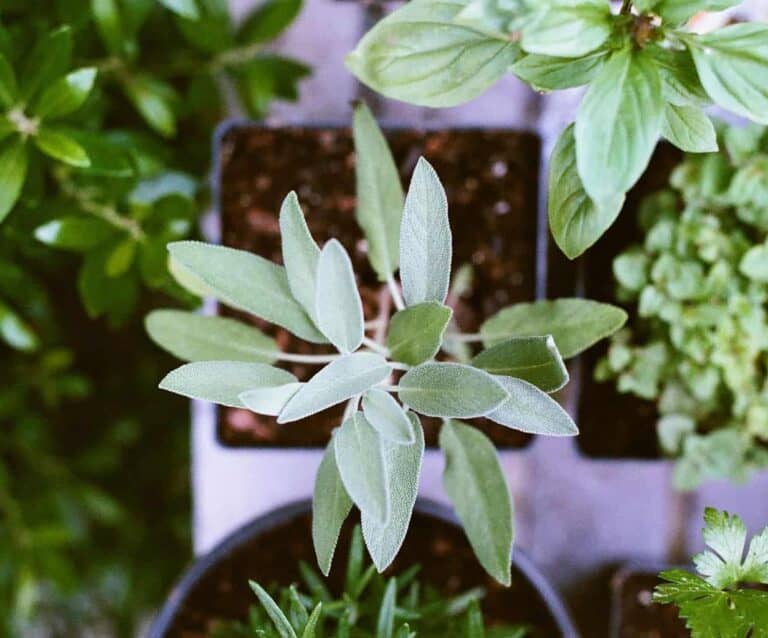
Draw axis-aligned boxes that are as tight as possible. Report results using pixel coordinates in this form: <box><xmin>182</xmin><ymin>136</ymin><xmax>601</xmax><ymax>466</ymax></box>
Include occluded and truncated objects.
<box><xmin>0</xmin><ymin>1</ymin><xmax>308</xmax><ymax>636</ymax></box>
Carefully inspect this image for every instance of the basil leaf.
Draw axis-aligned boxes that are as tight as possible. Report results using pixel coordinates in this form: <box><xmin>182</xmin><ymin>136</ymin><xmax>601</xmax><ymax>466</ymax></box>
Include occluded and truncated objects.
<box><xmin>316</xmin><ymin>239</ymin><xmax>364</xmax><ymax>354</ymax></box>
<box><xmin>511</xmin><ymin>50</ymin><xmax>607</xmax><ymax>92</ymax></box>
<box><xmin>662</xmin><ymin>104</ymin><xmax>718</xmax><ymax>154</ymax></box>
<box><xmin>278</xmin><ymin>353</ymin><xmax>391</xmax><ymax>423</ymax></box>
<box><xmin>167</xmin><ymin>241</ymin><xmax>325</xmax><ymax>343</ymax></box>
<box><xmin>486</xmin><ymin>375</ymin><xmax>578</xmax><ymax>436</ymax></box>
<box><xmin>649</xmin><ymin>47</ymin><xmax>709</xmax><ymax>107</ymax></box>
<box><xmin>398</xmin><ymin>362</ymin><xmax>509</xmax><ymax>418</ymax></box>
<box><xmin>386</xmin><ymin>302</ymin><xmax>452</xmax><ymax>366</ymax></box>
<box><xmin>353</xmin><ymin>101</ymin><xmax>404</xmax><ymax>282</ymax></box>
<box><xmin>575</xmin><ymin>48</ymin><xmax>664</xmax><ymax>205</ymax></box>
<box><xmin>32</xmin><ymin>67</ymin><xmax>97</xmax><ymax>120</ymax></box>
<box><xmin>548</xmin><ymin>124</ymin><xmax>624</xmax><ymax>259</ymax></box>
<box><xmin>521</xmin><ymin>3</ymin><xmax>611</xmax><ymax>58</ymax></box>
<box><xmin>145</xmin><ymin>309</ymin><xmax>278</xmax><ymax>363</ymax></box>
<box><xmin>346</xmin><ymin>0</ymin><xmax>519</xmax><ymax>108</ymax></box>
<box><xmin>34</xmin><ymin>127</ymin><xmax>90</xmax><ymax>168</ymax></box>
<box><xmin>313</xmin><ymin>441</ymin><xmax>353</xmax><ymax>576</ymax></box>
<box><xmin>362</xmin><ymin>388</ymin><xmax>416</xmax><ymax>445</ymax></box>
<box><xmin>656</xmin><ymin>0</ymin><xmax>740</xmax><ymax>25</ymax></box>
<box><xmin>238</xmin><ymin>0</ymin><xmax>302</xmax><ymax>45</ymax></box>
<box><xmin>159</xmin><ymin>361</ymin><xmax>297</xmax><ymax>408</ymax></box>
<box><xmin>440</xmin><ymin>420</ymin><xmax>513</xmax><ymax>586</ymax></box>
<box><xmin>279</xmin><ymin>191</ymin><xmax>320</xmax><ymax>320</ymax></box>
<box><xmin>400</xmin><ymin>158</ymin><xmax>452</xmax><ymax>307</ymax></box>
<box><xmin>481</xmin><ymin>298</ymin><xmax>627</xmax><ymax>358</ymax></box>
<box><xmin>0</xmin><ymin>138</ymin><xmax>28</xmax><ymax>223</ymax></box>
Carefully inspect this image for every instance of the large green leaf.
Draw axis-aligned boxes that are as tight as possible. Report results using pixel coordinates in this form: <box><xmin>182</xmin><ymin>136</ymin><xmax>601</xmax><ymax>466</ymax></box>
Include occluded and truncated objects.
<box><xmin>511</xmin><ymin>51</ymin><xmax>607</xmax><ymax>92</ymax></box>
<box><xmin>400</xmin><ymin>158</ymin><xmax>452</xmax><ymax>307</ymax></box>
<box><xmin>481</xmin><ymin>299</ymin><xmax>627</xmax><ymax>358</ymax></box>
<box><xmin>575</xmin><ymin>47</ymin><xmax>664</xmax><ymax>205</ymax></box>
<box><xmin>548</xmin><ymin>124</ymin><xmax>624</xmax><ymax>259</ymax></box>
<box><xmin>352</xmin><ymin>102</ymin><xmax>404</xmax><ymax>282</ymax></box>
<box><xmin>386</xmin><ymin>302</ymin><xmax>452</xmax><ymax>366</ymax></box>
<box><xmin>398</xmin><ymin>362</ymin><xmax>508</xmax><ymax>418</ymax></box>
<box><xmin>346</xmin><ymin>0</ymin><xmax>519</xmax><ymax>108</ymax></box>
<box><xmin>145</xmin><ymin>309</ymin><xmax>278</xmax><ymax>363</ymax></box>
<box><xmin>278</xmin><ymin>353</ymin><xmax>391</xmax><ymax>423</ymax></box>
<box><xmin>167</xmin><ymin>241</ymin><xmax>325</xmax><ymax>343</ymax></box>
<box><xmin>32</xmin><ymin>67</ymin><xmax>97</xmax><ymax>120</ymax></box>
<box><xmin>280</xmin><ymin>191</ymin><xmax>320</xmax><ymax>320</ymax></box>
<box><xmin>0</xmin><ymin>138</ymin><xmax>28</xmax><ymax>223</ymax></box>
<box><xmin>662</xmin><ymin>104</ymin><xmax>718</xmax><ymax>154</ymax></box>
<box><xmin>440</xmin><ymin>420</ymin><xmax>513</xmax><ymax>585</ymax></box>
<box><xmin>362</xmin><ymin>388</ymin><xmax>415</xmax><ymax>444</ymax></box>
<box><xmin>521</xmin><ymin>3</ymin><xmax>611</xmax><ymax>58</ymax></box>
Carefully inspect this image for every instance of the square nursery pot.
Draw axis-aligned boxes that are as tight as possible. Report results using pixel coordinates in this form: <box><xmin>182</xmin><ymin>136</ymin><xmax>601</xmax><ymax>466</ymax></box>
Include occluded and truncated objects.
<box><xmin>213</xmin><ymin>121</ymin><xmax>545</xmax><ymax>451</ymax></box>
<box><xmin>148</xmin><ymin>499</ymin><xmax>578</xmax><ymax>638</ymax></box>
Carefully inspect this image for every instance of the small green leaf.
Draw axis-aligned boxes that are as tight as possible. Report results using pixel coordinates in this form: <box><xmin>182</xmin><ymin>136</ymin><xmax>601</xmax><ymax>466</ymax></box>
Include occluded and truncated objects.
<box><xmin>159</xmin><ymin>361</ymin><xmax>297</xmax><ymax>408</ymax></box>
<box><xmin>64</xmin><ymin>130</ymin><xmax>134</xmax><ymax>178</ymax></box>
<box><xmin>398</xmin><ymin>362</ymin><xmax>509</xmax><ymax>418</ymax></box>
<box><xmin>158</xmin><ymin>0</ymin><xmax>200</xmax><ymax>19</ymax></box>
<box><xmin>0</xmin><ymin>138</ymin><xmax>28</xmax><ymax>223</ymax></box>
<box><xmin>280</xmin><ymin>191</ymin><xmax>320</xmax><ymax>320</ymax></box>
<box><xmin>32</xmin><ymin>68</ymin><xmax>97</xmax><ymax>120</ymax></box>
<box><xmin>167</xmin><ymin>241</ymin><xmax>325</xmax><ymax>343</ymax></box>
<box><xmin>740</xmin><ymin>244</ymin><xmax>768</xmax><ymax>282</ymax></box>
<box><xmin>362</xmin><ymin>388</ymin><xmax>415</xmax><ymax>444</ymax></box>
<box><xmin>91</xmin><ymin>0</ymin><xmax>123</xmax><ymax>55</ymax></box>
<box><xmin>122</xmin><ymin>75</ymin><xmax>177</xmax><ymax>137</ymax></box>
<box><xmin>662</xmin><ymin>104</ymin><xmax>718</xmax><ymax>154</ymax></box>
<box><xmin>250</xmin><ymin>581</ymin><xmax>298</xmax><ymax>638</ymax></box>
<box><xmin>302</xmin><ymin>603</ymin><xmax>323</xmax><ymax>638</ymax></box>
<box><xmin>0</xmin><ymin>301</ymin><xmax>38</xmax><ymax>352</ymax></box>
<box><xmin>440</xmin><ymin>420</ymin><xmax>513</xmax><ymax>586</ymax></box>
<box><xmin>35</xmin><ymin>217</ymin><xmax>115</xmax><ymax>251</ymax></box>
<box><xmin>471</xmin><ymin>335</ymin><xmax>568</xmax><ymax>393</ymax></box>
<box><xmin>0</xmin><ymin>53</ymin><xmax>18</xmax><ymax>108</ymax></box>
<box><xmin>353</xmin><ymin>101</ymin><xmax>404</xmax><ymax>282</ymax></box>
<box><xmin>386</xmin><ymin>302</ymin><xmax>452</xmax><ymax>366</ymax></box>
<box><xmin>334</xmin><ymin>412</ymin><xmax>390</xmax><ymax>524</ymax></box>
<box><xmin>521</xmin><ymin>3</ymin><xmax>611</xmax><ymax>58</ymax></box>
<box><xmin>313</xmin><ymin>442</ymin><xmax>353</xmax><ymax>576</ymax></box>
<box><xmin>511</xmin><ymin>50</ymin><xmax>607</xmax><ymax>92</ymax></box>
<box><xmin>376</xmin><ymin>580</ymin><xmax>397</xmax><ymax>638</ymax></box>
<box><xmin>237</xmin><ymin>0</ymin><xmax>302</xmax><ymax>44</ymax></box>
<box><xmin>34</xmin><ymin>127</ymin><xmax>90</xmax><ymax>168</ymax></box>
<box><xmin>278</xmin><ymin>353</ymin><xmax>391</xmax><ymax>423</ymax></box>
<box><xmin>145</xmin><ymin>309</ymin><xmax>278</xmax><ymax>363</ymax></box>
<box><xmin>20</xmin><ymin>26</ymin><xmax>72</xmax><ymax>100</ymax></box>
<box><xmin>316</xmin><ymin>239</ymin><xmax>364</xmax><ymax>353</ymax></box>
<box><xmin>400</xmin><ymin>158</ymin><xmax>452</xmax><ymax>307</ymax></box>
<box><xmin>481</xmin><ymin>299</ymin><xmax>627</xmax><ymax>358</ymax></box>
<box><xmin>486</xmin><ymin>375</ymin><xmax>578</xmax><ymax>436</ymax></box>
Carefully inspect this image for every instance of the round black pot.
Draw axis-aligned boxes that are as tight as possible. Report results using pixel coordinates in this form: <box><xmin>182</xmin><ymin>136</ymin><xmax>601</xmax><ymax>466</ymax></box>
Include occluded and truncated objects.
<box><xmin>148</xmin><ymin>498</ymin><xmax>578</xmax><ymax>637</ymax></box>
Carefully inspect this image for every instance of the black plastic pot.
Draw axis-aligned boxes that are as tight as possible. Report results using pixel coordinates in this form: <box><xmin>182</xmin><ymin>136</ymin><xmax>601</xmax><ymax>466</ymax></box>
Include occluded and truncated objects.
<box><xmin>148</xmin><ymin>499</ymin><xmax>578</xmax><ymax>638</ymax></box>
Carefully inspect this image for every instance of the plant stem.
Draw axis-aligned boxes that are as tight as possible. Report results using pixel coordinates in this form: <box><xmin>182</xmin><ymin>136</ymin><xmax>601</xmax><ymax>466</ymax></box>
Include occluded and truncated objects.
<box><xmin>386</xmin><ymin>275</ymin><xmax>406</xmax><ymax>311</ymax></box>
<box><xmin>389</xmin><ymin>362</ymin><xmax>410</xmax><ymax>372</ymax></box>
<box><xmin>377</xmin><ymin>384</ymin><xmax>400</xmax><ymax>393</ymax></box>
<box><xmin>362</xmin><ymin>336</ymin><xmax>389</xmax><ymax>356</ymax></box>
<box><xmin>267</xmin><ymin>351</ymin><xmax>339</xmax><ymax>364</ymax></box>
<box><xmin>342</xmin><ymin>395</ymin><xmax>360</xmax><ymax>421</ymax></box>
<box><xmin>443</xmin><ymin>332</ymin><xmax>485</xmax><ymax>343</ymax></box>
<box><xmin>620</xmin><ymin>0</ymin><xmax>632</xmax><ymax>14</ymax></box>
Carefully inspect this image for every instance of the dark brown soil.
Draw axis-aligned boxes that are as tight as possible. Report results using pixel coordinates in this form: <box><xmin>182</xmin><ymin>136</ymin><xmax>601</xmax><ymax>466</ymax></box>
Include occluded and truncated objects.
<box><xmin>216</xmin><ymin>125</ymin><xmax>541</xmax><ymax>448</ymax></box>
<box><xmin>613</xmin><ymin>570</ymin><xmax>687</xmax><ymax>638</ymax></box>
<box><xmin>164</xmin><ymin>509</ymin><xmax>564</xmax><ymax>637</ymax></box>
<box><xmin>575</xmin><ymin>145</ymin><xmax>682</xmax><ymax>458</ymax></box>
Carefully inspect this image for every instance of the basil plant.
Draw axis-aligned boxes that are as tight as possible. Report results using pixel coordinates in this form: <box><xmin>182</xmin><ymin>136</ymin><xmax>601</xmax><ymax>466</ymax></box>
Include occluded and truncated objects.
<box><xmin>348</xmin><ymin>0</ymin><xmax>768</xmax><ymax>259</ymax></box>
<box><xmin>147</xmin><ymin>103</ymin><xmax>626</xmax><ymax>585</ymax></box>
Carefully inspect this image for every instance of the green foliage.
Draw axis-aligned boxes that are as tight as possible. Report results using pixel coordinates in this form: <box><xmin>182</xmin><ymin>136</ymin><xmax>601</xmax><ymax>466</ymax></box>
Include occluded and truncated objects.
<box><xmin>347</xmin><ymin>0</ymin><xmax>768</xmax><ymax>258</ymax></box>
<box><xmin>654</xmin><ymin>508</ymin><xmax>768</xmax><ymax>637</ymax></box>
<box><xmin>149</xmin><ymin>102</ymin><xmax>624</xmax><ymax>583</ymax></box>
<box><xmin>597</xmin><ymin>123</ymin><xmax>768</xmax><ymax>489</ymax></box>
<box><xmin>212</xmin><ymin>526</ymin><xmax>529</xmax><ymax>638</ymax></box>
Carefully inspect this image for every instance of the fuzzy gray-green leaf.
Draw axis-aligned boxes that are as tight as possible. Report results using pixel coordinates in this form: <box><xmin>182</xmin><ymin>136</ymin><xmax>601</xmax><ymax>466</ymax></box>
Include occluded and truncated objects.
<box><xmin>363</xmin><ymin>388</ymin><xmax>415</xmax><ymax>445</ymax></box>
<box><xmin>440</xmin><ymin>420</ymin><xmax>513</xmax><ymax>586</ymax></box>
<box><xmin>386</xmin><ymin>302</ymin><xmax>452</xmax><ymax>365</ymax></box>
<box><xmin>313</xmin><ymin>442</ymin><xmax>353</xmax><ymax>576</ymax></box>
<box><xmin>662</xmin><ymin>104</ymin><xmax>718</xmax><ymax>154</ymax></box>
<box><xmin>239</xmin><ymin>383</ymin><xmax>302</xmax><ymax>416</ymax></box>
<box><xmin>280</xmin><ymin>191</ymin><xmax>320</xmax><ymax>320</ymax></box>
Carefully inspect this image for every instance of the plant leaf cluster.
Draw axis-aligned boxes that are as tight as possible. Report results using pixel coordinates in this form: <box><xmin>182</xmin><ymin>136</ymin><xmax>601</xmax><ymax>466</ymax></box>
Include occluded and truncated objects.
<box><xmin>147</xmin><ymin>102</ymin><xmax>626</xmax><ymax>585</ymax></box>
<box><xmin>346</xmin><ymin>0</ymin><xmax>768</xmax><ymax>259</ymax></box>
<box><xmin>212</xmin><ymin>526</ymin><xmax>529</xmax><ymax>638</ymax></box>
<box><xmin>654</xmin><ymin>507</ymin><xmax>768</xmax><ymax>637</ymax></box>
<box><xmin>596</xmin><ymin>124</ymin><xmax>768</xmax><ymax>489</ymax></box>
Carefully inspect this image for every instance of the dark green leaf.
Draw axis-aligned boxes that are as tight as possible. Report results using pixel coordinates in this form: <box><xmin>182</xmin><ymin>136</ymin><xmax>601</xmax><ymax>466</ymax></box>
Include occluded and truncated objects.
<box><xmin>0</xmin><ymin>138</ymin><xmax>28</xmax><ymax>223</ymax></box>
<box><xmin>238</xmin><ymin>0</ymin><xmax>302</xmax><ymax>44</ymax></box>
<box><xmin>34</xmin><ymin>127</ymin><xmax>90</xmax><ymax>168</ymax></box>
<box><xmin>34</xmin><ymin>216</ymin><xmax>115</xmax><ymax>251</ymax></box>
<box><xmin>91</xmin><ymin>0</ymin><xmax>123</xmax><ymax>55</ymax></box>
<box><xmin>122</xmin><ymin>75</ymin><xmax>178</xmax><ymax>138</ymax></box>
<box><xmin>20</xmin><ymin>26</ymin><xmax>72</xmax><ymax>101</ymax></box>
<box><xmin>234</xmin><ymin>56</ymin><xmax>310</xmax><ymax>118</ymax></box>
<box><xmin>32</xmin><ymin>68</ymin><xmax>97</xmax><ymax>120</ymax></box>
<box><xmin>0</xmin><ymin>53</ymin><xmax>17</xmax><ymax>108</ymax></box>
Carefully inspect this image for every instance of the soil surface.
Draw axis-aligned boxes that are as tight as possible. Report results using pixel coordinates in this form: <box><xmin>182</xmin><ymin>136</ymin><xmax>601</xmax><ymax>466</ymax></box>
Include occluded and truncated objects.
<box><xmin>217</xmin><ymin>125</ymin><xmax>541</xmax><ymax>448</ymax></box>
<box><xmin>613</xmin><ymin>570</ymin><xmax>687</xmax><ymax>638</ymax></box>
<box><xmin>163</xmin><ymin>509</ymin><xmax>565</xmax><ymax>637</ymax></box>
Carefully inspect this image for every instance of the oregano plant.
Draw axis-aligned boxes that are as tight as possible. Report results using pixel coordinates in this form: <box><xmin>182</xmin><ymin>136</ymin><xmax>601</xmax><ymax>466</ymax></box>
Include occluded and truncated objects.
<box><xmin>147</xmin><ymin>103</ymin><xmax>626</xmax><ymax>585</ymax></box>
<box><xmin>347</xmin><ymin>0</ymin><xmax>768</xmax><ymax>258</ymax></box>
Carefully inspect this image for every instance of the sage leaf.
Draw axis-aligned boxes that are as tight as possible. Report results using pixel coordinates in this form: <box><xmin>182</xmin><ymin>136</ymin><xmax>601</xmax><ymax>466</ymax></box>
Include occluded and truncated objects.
<box><xmin>362</xmin><ymin>412</ymin><xmax>423</xmax><ymax>571</ymax></box>
<box><xmin>168</xmin><ymin>241</ymin><xmax>325</xmax><ymax>343</ymax></box>
<box><xmin>386</xmin><ymin>302</ymin><xmax>452</xmax><ymax>366</ymax></box>
<box><xmin>363</xmin><ymin>388</ymin><xmax>415</xmax><ymax>444</ymax></box>
<box><xmin>239</xmin><ymin>383</ymin><xmax>302</xmax><ymax>416</ymax></box>
<box><xmin>35</xmin><ymin>127</ymin><xmax>90</xmax><ymax>168</ymax></box>
<box><xmin>316</xmin><ymin>239</ymin><xmax>364</xmax><ymax>353</ymax></box>
<box><xmin>145</xmin><ymin>309</ymin><xmax>278</xmax><ymax>362</ymax></box>
<box><xmin>521</xmin><ymin>3</ymin><xmax>611</xmax><ymax>58</ymax></box>
<box><xmin>0</xmin><ymin>138</ymin><xmax>28</xmax><ymax>223</ymax></box>
<box><xmin>548</xmin><ymin>124</ymin><xmax>624</xmax><ymax>259</ymax></box>
<box><xmin>278</xmin><ymin>353</ymin><xmax>391</xmax><ymax>423</ymax></box>
<box><xmin>32</xmin><ymin>67</ymin><xmax>97</xmax><ymax>120</ymax></box>
<box><xmin>334</xmin><ymin>412</ymin><xmax>390</xmax><ymax>524</ymax></box>
<box><xmin>471</xmin><ymin>335</ymin><xmax>568</xmax><ymax>393</ymax></box>
<box><xmin>313</xmin><ymin>442</ymin><xmax>353</xmax><ymax>576</ymax></box>
<box><xmin>487</xmin><ymin>375</ymin><xmax>578</xmax><ymax>436</ymax></box>
<box><xmin>168</xmin><ymin>255</ymin><xmax>213</xmax><ymax>298</ymax></box>
<box><xmin>662</xmin><ymin>104</ymin><xmax>718</xmax><ymax>154</ymax></box>
<box><xmin>353</xmin><ymin>102</ymin><xmax>404</xmax><ymax>281</ymax></box>
<box><xmin>280</xmin><ymin>191</ymin><xmax>320</xmax><ymax>320</ymax></box>
<box><xmin>688</xmin><ymin>24</ymin><xmax>768</xmax><ymax>125</ymax></box>
<box><xmin>511</xmin><ymin>51</ymin><xmax>607</xmax><ymax>92</ymax></box>
<box><xmin>656</xmin><ymin>0</ymin><xmax>740</xmax><ymax>26</ymax></box>
<box><xmin>481</xmin><ymin>298</ymin><xmax>628</xmax><ymax>358</ymax></box>
<box><xmin>250</xmin><ymin>581</ymin><xmax>298</xmax><ymax>638</ymax></box>
<box><xmin>400</xmin><ymin>158</ymin><xmax>452</xmax><ymax>307</ymax></box>
<box><xmin>159</xmin><ymin>361</ymin><xmax>297</xmax><ymax>408</ymax></box>
<box><xmin>398</xmin><ymin>362</ymin><xmax>508</xmax><ymax>418</ymax></box>
<box><xmin>346</xmin><ymin>0</ymin><xmax>519</xmax><ymax>108</ymax></box>
<box><xmin>440</xmin><ymin>420</ymin><xmax>513</xmax><ymax>586</ymax></box>
<box><xmin>576</xmin><ymin>48</ymin><xmax>664</xmax><ymax>205</ymax></box>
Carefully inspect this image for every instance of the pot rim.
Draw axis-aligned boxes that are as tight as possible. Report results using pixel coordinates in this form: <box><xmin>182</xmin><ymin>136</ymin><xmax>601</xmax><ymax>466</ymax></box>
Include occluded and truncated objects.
<box><xmin>148</xmin><ymin>498</ymin><xmax>578</xmax><ymax>638</ymax></box>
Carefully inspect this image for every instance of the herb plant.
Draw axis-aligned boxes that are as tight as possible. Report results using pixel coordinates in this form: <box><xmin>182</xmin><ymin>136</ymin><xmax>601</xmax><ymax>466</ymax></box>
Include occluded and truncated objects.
<box><xmin>347</xmin><ymin>0</ymin><xmax>768</xmax><ymax>259</ymax></box>
<box><xmin>655</xmin><ymin>507</ymin><xmax>768</xmax><ymax>637</ymax></box>
<box><xmin>212</xmin><ymin>526</ymin><xmax>529</xmax><ymax>638</ymax></box>
<box><xmin>147</xmin><ymin>102</ymin><xmax>626</xmax><ymax>585</ymax></box>
<box><xmin>596</xmin><ymin>124</ymin><xmax>768</xmax><ymax>489</ymax></box>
